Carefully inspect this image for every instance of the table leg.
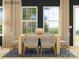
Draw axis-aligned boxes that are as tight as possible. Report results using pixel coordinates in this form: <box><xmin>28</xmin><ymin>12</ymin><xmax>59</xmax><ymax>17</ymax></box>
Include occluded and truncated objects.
<box><xmin>56</xmin><ymin>35</ymin><xmax>61</xmax><ymax>56</ymax></box>
<box><xmin>18</xmin><ymin>35</ymin><xmax>22</xmax><ymax>55</ymax></box>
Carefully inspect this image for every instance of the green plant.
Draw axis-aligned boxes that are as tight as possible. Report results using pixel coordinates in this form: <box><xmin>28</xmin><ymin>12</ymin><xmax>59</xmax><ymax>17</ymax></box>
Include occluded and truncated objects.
<box><xmin>49</xmin><ymin>28</ymin><xmax>58</xmax><ymax>34</ymax></box>
<box><xmin>0</xmin><ymin>25</ymin><xmax>2</xmax><ymax>34</ymax></box>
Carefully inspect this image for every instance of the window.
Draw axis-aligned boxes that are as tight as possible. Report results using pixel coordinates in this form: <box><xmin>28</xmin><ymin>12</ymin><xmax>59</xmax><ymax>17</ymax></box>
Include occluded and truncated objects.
<box><xmin>43</xmin><ymin>6</ymin><xmax>59</xmax><ymax>34</ymax></box>
<box><xmin>0</xmin><ymin>7</ymin><xmax>2</xmax><ymax>35</ymax></box>
<box><xmin>22</xmin><ymin>6</ymin><xmax>38</xmax><ymax>33</ymax></box>
<box><xmin>73</xmin><ymin>6</ymin><xmax>79</xmax><ymax>46</ymax></box>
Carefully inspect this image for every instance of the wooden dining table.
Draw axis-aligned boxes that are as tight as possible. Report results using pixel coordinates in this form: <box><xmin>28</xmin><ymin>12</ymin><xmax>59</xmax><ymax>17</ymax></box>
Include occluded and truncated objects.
<box><xmin>18</xmin><ymin>34</ymin><xmax>61</xmax><ymax>55</ymax></box>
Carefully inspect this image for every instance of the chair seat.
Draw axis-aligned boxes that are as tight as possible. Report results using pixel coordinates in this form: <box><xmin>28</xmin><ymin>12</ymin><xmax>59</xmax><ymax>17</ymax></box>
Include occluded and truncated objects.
<box><xmin>12</xmin><ymin>40</ymin><xmax>19</xmax><ymax>45</ymax></box>
<box><xmin>59</xmin><ymin>40</ymin><xmax>67</xmax><ymax>42</ymax></box>
<box><xmin>41</xmin><ymin>44</ymin><xmax>55</xmax><ymax>47</ymax></box>
<box><xmin>24</xmin><ymin>40</ymin><xmax>38</xmax><ymax>46</ymax></box>
<box><xmin>41</xmin><ymin>38</ymin><xmax>56</xmax><ymax>47</ymax></box>
<box><xmin>13</xmin><ymin>40</ymin><xmax>19</xmax><ymax>43</ymax></box>
<box><xmin>59</xmin><ymin>40</ymin><xmax>68</xmax><ymax>45</ymax></box>
<box><xmin>41</xmin><ymin>41</ymin><xmax>55</xmax><ymax>47</ymax></box>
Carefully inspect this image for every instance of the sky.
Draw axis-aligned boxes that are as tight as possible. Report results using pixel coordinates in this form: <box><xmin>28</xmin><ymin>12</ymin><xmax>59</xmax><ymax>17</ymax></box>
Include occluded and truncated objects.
<box><xmin>0</xmin><ymin>8</ymin><xmax>2</xmax><ymax>25</ymax></box>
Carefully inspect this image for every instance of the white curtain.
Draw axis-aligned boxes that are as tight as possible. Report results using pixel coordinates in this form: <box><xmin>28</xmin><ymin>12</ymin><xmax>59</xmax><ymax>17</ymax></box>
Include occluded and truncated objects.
<box><xmin>3</xmin><ymin>0</ymin><xmax>21</xmax><ymax>48</ymax></box>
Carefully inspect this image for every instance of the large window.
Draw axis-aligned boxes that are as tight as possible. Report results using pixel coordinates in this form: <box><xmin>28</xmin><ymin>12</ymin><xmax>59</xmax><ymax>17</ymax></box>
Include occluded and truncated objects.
<box><xmin>0</xmin><ymin>7</ymin><xmax>2</xmax><ymax>35</ymax></box>
<box><xmin>73</xmin><ymin>6</ymin><xmax>79</xmax><ymax>46</ymax></box>
<box><xmin>43</xmin><ymin>6</ymin><xmax>59</xmax><ymax>34</ymax></box>
<box><xmin>22</xmin><ymin>6</ymin><xmax>38</xmax><ymax>33</ymax></box>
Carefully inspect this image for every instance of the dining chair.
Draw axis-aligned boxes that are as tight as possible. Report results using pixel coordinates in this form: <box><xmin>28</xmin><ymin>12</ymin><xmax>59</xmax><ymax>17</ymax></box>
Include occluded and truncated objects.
<box><xmin>41</xmin><ymin>33</ymin><xmax>57</xmax><ymax>56</ymax></box>
<box><xmin>60</xmin><ymin>39</ymin><xmax>69</xmax><ymax>52</ymax></box>
<box><xmin>10</xmin><ymin>33</ymin><xmax>19</xmax><ymax>50</ymax></box>
<box><xmin>23</xmin><ymin>33</ymin><xmax>39</xmax><ymax>55</ymax></box>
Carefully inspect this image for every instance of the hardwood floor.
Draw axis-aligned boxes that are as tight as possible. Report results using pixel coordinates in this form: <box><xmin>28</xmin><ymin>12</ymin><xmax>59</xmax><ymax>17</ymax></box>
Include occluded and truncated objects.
<box><xmin>0</xmin><ymin>47</ymin><xmax>10</xmax><ymax>57</ymax></box>
<box><xmin>0</xmin><ymin>46</ymin><xmax>79</xmax><ymax>59</ymax></box>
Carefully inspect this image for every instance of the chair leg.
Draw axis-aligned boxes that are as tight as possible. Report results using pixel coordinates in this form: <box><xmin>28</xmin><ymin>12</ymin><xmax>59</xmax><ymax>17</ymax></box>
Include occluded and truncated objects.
<box><xmin>40</xmin><ymin>46</ymin><xmax>42</xmax><ymax>56</ymax></box>
<box><xmin>23</xmin><ymin>46</ymin><xmax>26</xmax><ymax>55</ymax></box>
<box><xmin>10</xmin><ymin>45</ymin><xmax>13</xmax><ymax>51</ymax></box>
<box><xmin>53</xmin><ymin>46</ymin><xmax>56</xmax><ymax>56</ymax></box>
<box><xmin>66</xmin><ymin>45</ymin><xmax>69</xmax><ymax>50</ymax></box>
<box><xmin>10</xmin><ymin>45</ymin><xmax>14</xmax><ymax>52</ymax></box>
<box><xmin>37</xmin><ymin>47</ymin><xmax>39</xmax><ymax>56</ymax></box>
<box><xmin>55</xmin><ymin>42</ymin><xmax>57</xmax><ymax>56</ymax></box>
<box><xmin>22</xmin><ymin>44</ymin><xmax>24</xmax><ymax>55</ymax></box>
<box><xmin>66</xmin><ymin>44</ymin><xmax>69</xmax><ymax>54</ymax></box>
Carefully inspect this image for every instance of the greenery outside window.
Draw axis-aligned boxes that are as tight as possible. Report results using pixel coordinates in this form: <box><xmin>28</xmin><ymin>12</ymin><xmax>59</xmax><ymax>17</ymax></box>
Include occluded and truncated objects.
<box><xmin>43</xmin><ymin>6</ymin><xmax>59</xmax><ymax>34</ymax></box>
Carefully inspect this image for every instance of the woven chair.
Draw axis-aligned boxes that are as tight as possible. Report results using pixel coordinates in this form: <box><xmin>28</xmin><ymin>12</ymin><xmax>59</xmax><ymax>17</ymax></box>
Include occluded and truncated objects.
<box><xmin>10</xmin><ymin>33</ymin><xmax>19</xmax><ymax>50</ymax></box>
<box><xmin>41</xmin><ymin>33</ymin><xmax>57</xmax><ymax>56</ymax></box>
<box><xmin>23</xmin><ymin>33</ymin><xmax>39</xmax><ymax>55</ymax></box>
<box><xmin>59</xmin><ymin>39</ymin><xmax>69</xmax><ymax>52</ymax></box>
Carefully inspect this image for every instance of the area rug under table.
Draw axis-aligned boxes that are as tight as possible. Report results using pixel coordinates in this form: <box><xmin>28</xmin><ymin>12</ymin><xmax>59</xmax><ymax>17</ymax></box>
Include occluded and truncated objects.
<box><xmin>3</xmin><ymin>48</ymin><xmax>76</xmax><ymax>57</ymax></box>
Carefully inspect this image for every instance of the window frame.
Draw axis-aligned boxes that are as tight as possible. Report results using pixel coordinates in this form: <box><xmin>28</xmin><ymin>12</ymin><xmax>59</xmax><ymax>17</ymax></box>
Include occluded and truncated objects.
<box><xmin>43</xmin><ymin>6</ymin><xmax>60</xmax><ymax>34</ymax></box>
<box><xmin>21</xmin><ymin>6</ymin><xmax>38</xmax><ymax>33</ymax></box>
